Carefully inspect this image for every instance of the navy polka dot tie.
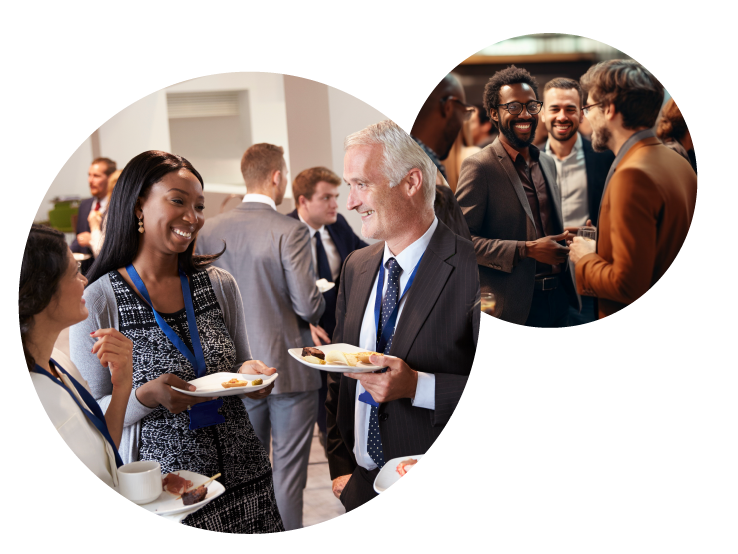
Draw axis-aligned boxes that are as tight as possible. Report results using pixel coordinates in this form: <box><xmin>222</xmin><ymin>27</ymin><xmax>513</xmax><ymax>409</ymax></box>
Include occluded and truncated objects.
<box><xmin>368</xmin><ymin>257</ymin><xmax>402</xmax><ymax>468</ymax></box>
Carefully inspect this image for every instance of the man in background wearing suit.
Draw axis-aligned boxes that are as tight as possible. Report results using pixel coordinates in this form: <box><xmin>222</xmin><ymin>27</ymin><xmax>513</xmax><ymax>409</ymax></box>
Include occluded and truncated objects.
<box><xmin>410</xmin><ymin>73</ymin><xmax>473</xmax><ymax>240</ymax></box>
<box><xmin>195</xmin><ymin>143</ymin><xmax>324</xmax><ymax>530</ymax></box>
<box><xmin>456</xmin><ymin>66</ymin><xmax>577</xmax><ymax>327</ymax></box>
<box><xmin>71</xmin><ymin>157</ymin><xmax>116</xmax><ymax>273</ymax></box>
<box><xmin>326</xmin><ymin>120</ymin><xmax>479</xmax><ymax>511</ymax></box>
<box><xmin>541</xmin><ymin>78</ymin><xmax>615</xmax><ymax>325</ymax></box>
<box><xmin>287</xmin><ymin>166</ymin><xmax>367</xmax><ymax>449</ymax></box>
<box><xmin>569</xmin><ymin>60</ymin><xmax>697</xmax><ymax>319</ymax></box>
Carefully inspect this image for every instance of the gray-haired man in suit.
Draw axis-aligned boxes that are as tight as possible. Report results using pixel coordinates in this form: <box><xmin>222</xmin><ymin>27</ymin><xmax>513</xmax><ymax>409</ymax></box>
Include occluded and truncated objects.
<box><xmin>326</xmin><ymin>121</ymin><xmax>479</xmax><ymax>511</ymax></box>
<box><xmin>456</xmin><ymin>66</ymin><xmax>578</xmax><ymax>327</ymax></box>
<box><xmin>195</xmin><ymin>143</ymin><xmax>324</xmax><ymax>530</ymax></box>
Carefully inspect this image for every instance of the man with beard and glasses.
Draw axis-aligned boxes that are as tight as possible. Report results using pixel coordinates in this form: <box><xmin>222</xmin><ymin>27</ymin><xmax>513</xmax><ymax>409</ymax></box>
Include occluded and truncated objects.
<box><xmin>410</xmin><ymin>73</ymin><xmax>473</xmax><ymax>240</ymax></box>
<box><xmin>456</xmin><ymin>65</ymin><xmax>578</xmax><ymax>326</ymax></box>
<box><xmin>568</xmin><ymin>60</ymin><xmax>696</xmax><ymax>320</ymax></box>
<box><xmin>541</xmin><ymin>78</ymin><xmax>615</xmax><ymax>325</ymax></box>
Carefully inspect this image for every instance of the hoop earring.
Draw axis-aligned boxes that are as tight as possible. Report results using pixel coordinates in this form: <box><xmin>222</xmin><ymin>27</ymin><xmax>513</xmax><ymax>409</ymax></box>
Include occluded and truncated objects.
<box><xmin>138</xmin><ymin>216</ymin><xmax>145</xmax><ymax>234</ymax></box>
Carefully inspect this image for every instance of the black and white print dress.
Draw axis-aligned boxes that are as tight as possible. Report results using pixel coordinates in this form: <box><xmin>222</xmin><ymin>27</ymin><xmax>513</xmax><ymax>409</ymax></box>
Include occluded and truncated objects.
<box><xmin>109</xmin><ymin>269</ymin><xmax>283</xmax><ymax>534</ymax></box>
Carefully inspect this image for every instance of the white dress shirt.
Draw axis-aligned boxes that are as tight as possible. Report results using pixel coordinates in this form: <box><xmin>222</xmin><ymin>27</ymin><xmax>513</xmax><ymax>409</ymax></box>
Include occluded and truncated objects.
<box><xmin>546</xmin><ymin>133</ymin><xmax>589</xmax><ymax>228</ymax></box>
<box><xmin>353</xmin><ymin>217</ymin><xmax>438</xmax><ymax>470</ymax></box>
<box><xmin>242</xmin><ymin>193</ymin><xmax>277</xmax><ymax>210</ymax></box>
<box><xmin>298</xmin><ymin>212</ymin><xmax>341</xmax><ymax>281</ymax></box>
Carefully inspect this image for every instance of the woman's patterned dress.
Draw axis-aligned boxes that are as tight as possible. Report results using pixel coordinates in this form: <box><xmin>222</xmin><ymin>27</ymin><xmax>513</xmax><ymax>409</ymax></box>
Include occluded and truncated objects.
<box><xmin>109</xmin><ymin>269</ymin><xmax>283</xmax><ymax>533</ymax></box>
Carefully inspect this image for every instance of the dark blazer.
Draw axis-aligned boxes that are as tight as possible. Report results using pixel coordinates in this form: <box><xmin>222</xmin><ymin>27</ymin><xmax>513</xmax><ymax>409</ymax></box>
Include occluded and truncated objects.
<box><xmin>434</xmin><ymin>184</ymin><xmax>471</xmax><ymax>241</ymax></box>
<box><xmin>287</xmin><ymin>210</ymin><xmax>368</xmax><ymax>338</ymax></box>
<box><xmin>325</xmin><ymin>220</ymin><xmax>480</xmax><ymax>501</ymax></box>
<box><xmin>70</xmin><ymin>197</ymin><xmax>94</xmax><ymax>255</ymax></box>
<box><xmin>581</xmin><ymin>135</ymin><xmax>615</xmax><ymax>226</ymax></box>
<box><xmin>455</xmin><ymin>138</ymin><xmax>578</xmax><ymax>325</ymax></box>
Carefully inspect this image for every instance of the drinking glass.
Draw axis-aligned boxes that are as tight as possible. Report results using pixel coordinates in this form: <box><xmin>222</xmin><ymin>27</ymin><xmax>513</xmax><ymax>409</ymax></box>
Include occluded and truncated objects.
<box><xmin>577</xmin><ymin>226</ymin><xmax>597</xmax><ymax>242</ymax></box>
<box><xmin>480</xmin><ymin>292</ymin><xmax>496</xmax><ymax>316</ymax></box>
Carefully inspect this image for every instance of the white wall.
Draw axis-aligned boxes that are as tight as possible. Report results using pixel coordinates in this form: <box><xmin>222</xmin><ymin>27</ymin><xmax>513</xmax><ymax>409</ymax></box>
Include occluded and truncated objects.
<box><xmin>167</xmin><ymin>72</ymin><xmax>290</xmax><ymax>189</ymax></box>
<box><xmin>35</xmin><ymin>73</ymin><xmax>386</xmax><ymax>242</ymax></box>
<box><xmin>327</xmin><ymin>86</ymin><xmax>388</xmax><ymax>240</ymax></box>
<box><xmin>35</xmin><ymin>136</ymin><xmax>93</xmax><ymax>222</ymax></box>
<box><xmin>97</xmin><ymin>89</ymin><xmax>171</xmax><ymax>169</ymax></box>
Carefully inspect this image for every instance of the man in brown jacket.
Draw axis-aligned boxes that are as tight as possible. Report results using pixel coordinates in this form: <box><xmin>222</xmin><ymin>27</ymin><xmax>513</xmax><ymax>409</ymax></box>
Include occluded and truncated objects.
<box><xmin>569</xmin><ymin>60</ymin><xmax>697</xmax><ymax>319</ymax></box>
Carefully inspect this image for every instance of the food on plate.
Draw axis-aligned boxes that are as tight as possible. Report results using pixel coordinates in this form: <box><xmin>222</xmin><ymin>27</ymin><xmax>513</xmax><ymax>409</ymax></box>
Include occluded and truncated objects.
<box><xmin>222</xmin><ymin>378</ymin><xmax>250</xmax><ymax>388</ymax></box>
<box><xmin>302</xmin><ymin>355</ymin><xmax>326</xmax><ymax>365</ymax></box>
<box><xmin>181</xmin><ymin>485</ymin><xmax>208</xmax><ymax>506</ymax></box>
<box><xmin>301</xmin><ymin>347</ymin><xmax>325</xmax><ymax>359</ymax></box>
<box><xmin>325</xmin><ymin>350</ymin><xmax>381</xmax><ymax>367</ymax></box>
<box><xmin>250</xmin><ymin>378</ymin><xmax>263</xmax><ymax>386</ymax></box>
<box><xmin>356</xmin><ymin>351</ymin><xmax>381</xmax><ymax>364</ymax></box>
<box><xmin>396</xmin><ymin>458</ymin><xmax>418</xmax><ymax>477</ymax></box>
<box><xmin>162</xmin><ymin>472</ymin><xmax>193</xmax><ymax>494</ymax></box>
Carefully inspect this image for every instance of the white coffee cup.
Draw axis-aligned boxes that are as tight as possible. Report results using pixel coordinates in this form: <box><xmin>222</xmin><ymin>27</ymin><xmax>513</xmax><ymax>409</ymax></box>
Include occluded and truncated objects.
<box><xmin>118</xmin><ymin>461</ymin><xmax>162</xmax><ymax>504</ymax></box>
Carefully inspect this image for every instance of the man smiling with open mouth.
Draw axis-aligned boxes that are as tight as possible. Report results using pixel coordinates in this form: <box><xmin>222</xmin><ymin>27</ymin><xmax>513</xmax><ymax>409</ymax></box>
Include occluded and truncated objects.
<box><xmin>455</xmin><ymin>65</ymin><xmax>579</xmax><ymax>327</ymax></box>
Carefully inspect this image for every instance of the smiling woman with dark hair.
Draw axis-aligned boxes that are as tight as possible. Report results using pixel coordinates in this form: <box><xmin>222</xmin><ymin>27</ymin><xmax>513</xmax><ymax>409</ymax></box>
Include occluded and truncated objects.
<box><xmin>70</xmin><ymin>151</ymin><xmax>284</xmax><ymax>533</ymax></box>
<box><xmin>21</xmin><ymin>224</ymin><xmax>132</xmax><ymax>488</ymax></box>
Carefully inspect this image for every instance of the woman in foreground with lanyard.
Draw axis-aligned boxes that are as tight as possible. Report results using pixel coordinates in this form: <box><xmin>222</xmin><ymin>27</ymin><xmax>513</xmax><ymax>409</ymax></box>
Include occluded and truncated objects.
<box><xmin>21</xmin><ymin>224</ymin><xmax>132</xmax><ymax>488</ymax></box>
<box><xmin>70</xmin><ymin>151</ymin><xmax>283</xmax><ymax>533</ymax></box>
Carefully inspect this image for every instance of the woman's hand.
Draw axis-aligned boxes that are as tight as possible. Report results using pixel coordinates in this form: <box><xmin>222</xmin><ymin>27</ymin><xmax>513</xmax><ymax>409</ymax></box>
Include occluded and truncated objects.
<box><xmin>135</xmin><ymin>374</ymin><xmax>214</xmax><ymax>414</ymax></box>
<box><xmin>91</xmin><ymin>328</ymin><xmax>133</xmax><ymax>392</ymax></box>
<box><xmin>88</xmin><ymin>209</ymin><xmax>103</xmax><ymax>232</ymax></box>
<box><xmin>239</xmin><ymin>359</ymin><xmax>276</xmax><ymax>400</ymax></box>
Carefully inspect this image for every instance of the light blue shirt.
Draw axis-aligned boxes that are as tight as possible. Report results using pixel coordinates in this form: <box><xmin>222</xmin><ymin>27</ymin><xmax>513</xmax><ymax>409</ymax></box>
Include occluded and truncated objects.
<box><xmin>353</xmin><ymin>217</ymin><xmax>438</xmax><ymax>470</ymax></box>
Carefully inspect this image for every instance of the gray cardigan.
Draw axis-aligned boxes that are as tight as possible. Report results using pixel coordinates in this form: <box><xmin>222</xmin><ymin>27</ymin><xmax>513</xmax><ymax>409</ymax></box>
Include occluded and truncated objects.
<box><xmin>69</xmin><ymin>266</ymin><xmax>252</xmax><ymax>464</ymax></box>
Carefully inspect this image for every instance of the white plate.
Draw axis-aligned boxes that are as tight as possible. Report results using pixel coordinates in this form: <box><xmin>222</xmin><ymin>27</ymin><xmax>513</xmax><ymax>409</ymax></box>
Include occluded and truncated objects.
<box><xmin>171</xmin><ymin>372</ymin><xmax>278</xmax><ymax>397</ymax></box>
<box><xmin>288</xmin><ymin>343</ymin><xmax>389</xmax><ymax>373</ymax></box>
<box><xmin>316</xmin><ymin>278</ymin><xmax>335</xmax><ymax>293</ymax></box>
<box><xmin>373</xmin><ymin>454</ymin><xmax>424</xmax><ymax>493</ymax></box>
<box><xmin>140</xmin><ymin>470</ymin><xmax>225</xmax><ymax>516</ymax></box>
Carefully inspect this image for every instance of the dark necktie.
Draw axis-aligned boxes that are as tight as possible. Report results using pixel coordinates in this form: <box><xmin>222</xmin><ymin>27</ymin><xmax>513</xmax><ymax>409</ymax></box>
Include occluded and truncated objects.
<box><xmin>94</xmin><ymin>200</ymin><xmax>101</xmax><ymax>211</ymax></box>
<box><xmin>313</xmin><ymin>232</ymin><xmax>332</xmax><ymax>281</ymax></box>
<box><xmin>367</xmin><ymin>257</ymin><xmax>402</xmax><ymax>468</ymax></box>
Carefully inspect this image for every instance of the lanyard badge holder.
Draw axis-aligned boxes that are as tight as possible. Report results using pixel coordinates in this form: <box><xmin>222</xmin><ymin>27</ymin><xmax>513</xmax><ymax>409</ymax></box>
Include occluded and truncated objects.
<box><xmin>358</xmin><ymin>254</ymin><xmax>424</xmax><ymax>408</ymax></box>
<box><xmin>127</xmin><ymin>264</ymin><xmax>225</xmax><ymax>430</ymax></box>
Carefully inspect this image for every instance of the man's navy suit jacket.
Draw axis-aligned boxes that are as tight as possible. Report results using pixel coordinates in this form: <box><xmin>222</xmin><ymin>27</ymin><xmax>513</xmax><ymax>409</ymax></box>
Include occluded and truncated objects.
<box><xmin>287</xmin><ymin>210</ymin><xmax>368</xmax><ymax>338</ymax></box>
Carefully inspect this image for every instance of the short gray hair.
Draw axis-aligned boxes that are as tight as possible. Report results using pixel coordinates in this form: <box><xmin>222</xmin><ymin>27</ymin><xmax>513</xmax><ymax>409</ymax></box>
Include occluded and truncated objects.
<box><xmin>344</xmin><ymin>120</ymin><xmax>436</xmax><ymax>210</ymax></box>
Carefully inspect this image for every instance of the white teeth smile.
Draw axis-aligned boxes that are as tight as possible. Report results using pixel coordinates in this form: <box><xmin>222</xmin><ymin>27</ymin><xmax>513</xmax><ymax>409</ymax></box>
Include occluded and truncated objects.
<box><xmin>361</xmin><ymin>210</ymin><xmax>375</xmax><ymax>216</ymax></box>
<box><xmin>514</xmin><ymin>123</ymin><xmax>531</xmax><ymax>130</ymax></box>
<box><xmin>173</xmin><ymin>229</ymin><xmax>192</xmax><ymax>238</ymax></box>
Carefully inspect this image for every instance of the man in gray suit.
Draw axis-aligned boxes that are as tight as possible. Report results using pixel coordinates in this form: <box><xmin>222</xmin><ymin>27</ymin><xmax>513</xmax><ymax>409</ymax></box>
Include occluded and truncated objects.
<box><xmin>195</xmin><ymin>143</ymin><xmax>325</xmax><ymax>530</ymax></box>
<box><xmin>456</xmin><ymin>66</ymin><xmax>578</xmax><ymax>326</ymax></box>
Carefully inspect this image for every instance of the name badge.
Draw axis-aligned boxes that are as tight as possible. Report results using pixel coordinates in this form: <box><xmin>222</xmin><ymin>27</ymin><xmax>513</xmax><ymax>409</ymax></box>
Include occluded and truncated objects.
<box><xmin>188</xmin><ymin>398</ymin><xmax>225</xmax><ymax>430</ymax></box>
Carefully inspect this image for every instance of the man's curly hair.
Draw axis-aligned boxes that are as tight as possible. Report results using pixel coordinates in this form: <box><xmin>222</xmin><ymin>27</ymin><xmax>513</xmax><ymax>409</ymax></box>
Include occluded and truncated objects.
<box><xmin>483</xmin><ymin>65</ymin><xmax>539</xmax><ymax>130</ymax></box>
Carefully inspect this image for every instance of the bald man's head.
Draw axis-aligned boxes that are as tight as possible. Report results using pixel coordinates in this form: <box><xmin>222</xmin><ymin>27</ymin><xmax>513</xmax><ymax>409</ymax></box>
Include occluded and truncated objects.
<box><xmin>411</xmin><ymin>73</ymin><xmax>469</xmax><ymax>161</ymax></box>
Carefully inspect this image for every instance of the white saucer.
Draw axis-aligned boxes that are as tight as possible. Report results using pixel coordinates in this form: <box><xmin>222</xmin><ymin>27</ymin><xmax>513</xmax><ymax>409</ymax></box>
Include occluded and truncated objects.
<box><xmin>139</xmin><ymin>470</ymin><xmax>225</xmax><ymax>516</ymax></box>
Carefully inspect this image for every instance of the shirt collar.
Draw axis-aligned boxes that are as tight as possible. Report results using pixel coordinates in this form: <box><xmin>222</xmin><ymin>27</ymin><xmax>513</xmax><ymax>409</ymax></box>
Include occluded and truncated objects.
<box><xmin>545</xmin><ymin>132</ymin><xmax>582</xmax><ymax>158</ymax></box>
<box><xmin>500</xmin><ymin>139</ymin><xmax>539</xmax><ymax>163</ymax></box>
<box><xmin>613</xmin><ymin>128</ymin><xmax>656</xmax><ymax>164</ymax></box>
<box><xmin>297</xmin><ymin>211</ymin><xmax>325</xmax><ymax>235</ymax></box>
<box><xmin>242</xmin><ymin>193</ymin><xmax>276</xmax><ymax>211</ymax></box>
<box><xmin>382</xmin><ymin>217</ymin><xmax>438</xmax><ymax>274</ymax></box>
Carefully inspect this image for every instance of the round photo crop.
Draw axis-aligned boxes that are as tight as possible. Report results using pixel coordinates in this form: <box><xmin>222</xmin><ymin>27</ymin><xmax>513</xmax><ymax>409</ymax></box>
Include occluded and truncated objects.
<box><xmin>410</xmin><ymin>34</ymin><xmax>697</xmax><ymax>328</ymax></box>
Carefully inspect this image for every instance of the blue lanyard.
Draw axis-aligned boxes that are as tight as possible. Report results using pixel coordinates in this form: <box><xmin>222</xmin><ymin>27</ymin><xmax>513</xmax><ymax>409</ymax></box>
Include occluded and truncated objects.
<box><xmin>35</xmin><ymin>360</ymin><xmax>124</xmax><ymax>468</ymax></box>
<box><xmin>373</xmin><ymin>253</ymin><xmax>424</xmax><ymax>354</ymax></box>
<box><xmin>126</xmin><ymin>264</ymin><xmax>208</xmax><ymax>378</ymax></box>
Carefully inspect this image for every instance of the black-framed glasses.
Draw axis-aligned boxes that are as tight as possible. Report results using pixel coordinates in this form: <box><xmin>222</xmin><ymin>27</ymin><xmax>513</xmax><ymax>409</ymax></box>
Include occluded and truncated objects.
<box><xmin>582</xmin><ymin>102</ymin><xmax>603</xmax><ymax>116</ymax></box>
<box><xmin>442</xmin><ymin>96</ymin><xmax>476</xmax><ymax>120</ymax></box>
<box><xmin>494</xmin><ymin>101</ymin><xmax>543</xmax><ymax>115</ymax></box>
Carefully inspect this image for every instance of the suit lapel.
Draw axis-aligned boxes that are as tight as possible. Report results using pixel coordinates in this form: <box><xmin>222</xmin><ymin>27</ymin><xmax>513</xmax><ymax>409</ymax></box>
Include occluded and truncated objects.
<box><xmin>343</xmin><ymin>244</ymin><xmax>383</xmax><ymax>346</ymax></box>
<box><xmin>491</xmin><ymin>139</ymin><xmax>534</xmax><ymax>226</ymax></box>
<box><xmin>539</xmin><ymin>153</ymin><xmax>564</xmax><ymax>233</ymax></box>
<box><xmin>389</xmin><ymin>223</ymin><xmax>455</xmax><ymax>361</ymax></box>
